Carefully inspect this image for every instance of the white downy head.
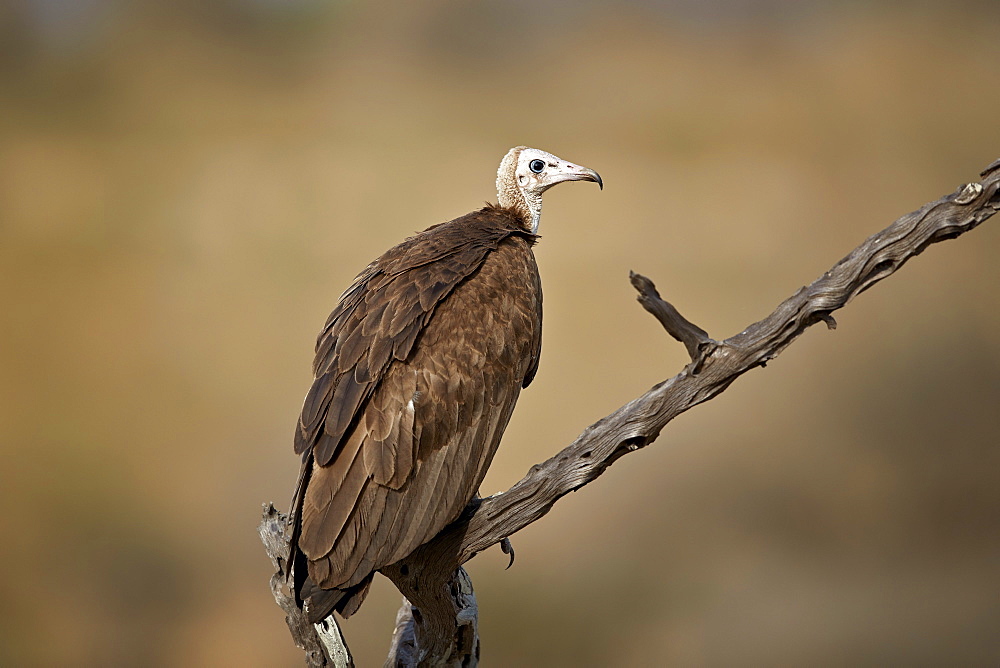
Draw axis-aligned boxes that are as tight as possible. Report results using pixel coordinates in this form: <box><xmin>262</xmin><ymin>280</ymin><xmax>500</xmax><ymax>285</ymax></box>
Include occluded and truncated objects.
<box><xmin>496</xmin><ymin>146</ymin><xmax>602</xmax><ymax>233</ymax></box>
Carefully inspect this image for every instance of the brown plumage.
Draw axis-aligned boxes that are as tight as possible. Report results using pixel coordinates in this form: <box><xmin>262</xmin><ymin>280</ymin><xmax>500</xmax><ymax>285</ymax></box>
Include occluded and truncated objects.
<box><xmin>289</xmin><ymin>147</ymin><xmax>601</xmax><ymax>622</ymax></box>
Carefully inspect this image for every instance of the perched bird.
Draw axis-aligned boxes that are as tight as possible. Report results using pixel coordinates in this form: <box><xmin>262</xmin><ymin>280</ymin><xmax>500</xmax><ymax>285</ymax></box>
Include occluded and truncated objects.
<box><xmin>289</xmin><ymin>146</ymin><xmax>602</xmax><ymax>622</ymax></box>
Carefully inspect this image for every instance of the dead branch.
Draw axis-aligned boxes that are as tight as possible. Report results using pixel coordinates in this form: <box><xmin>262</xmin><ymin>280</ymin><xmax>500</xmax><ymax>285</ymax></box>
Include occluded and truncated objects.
<box><xmin>258</xmin><ymin>504</ymin><xmax>354</xmax><ymax>668</ymax></box>
<box><xmin>263</xmin><ymin>159</ymin><xmax>1000</xmax><ymax>666</ymax></box>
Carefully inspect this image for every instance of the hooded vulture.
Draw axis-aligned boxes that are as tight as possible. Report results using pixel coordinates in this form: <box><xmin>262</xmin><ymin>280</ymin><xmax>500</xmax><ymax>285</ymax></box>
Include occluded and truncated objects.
<box><xmin>289</xmin><ymin>146</ymin><xmax>602</xmax><ymax>622</ymax></box>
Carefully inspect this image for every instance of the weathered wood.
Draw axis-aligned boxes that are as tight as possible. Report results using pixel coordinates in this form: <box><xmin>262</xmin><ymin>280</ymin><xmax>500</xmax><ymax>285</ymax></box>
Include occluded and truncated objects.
<box><xmin>381</xmin><ymin>568</ymin><xmax>479</xmax><ymax>668</ymax></box>
<box><xmin>258</xmin><ymin>503</ymin><xmax>354</xmax><ymax>668</ymax></box>
<box><xmin>629</xmin><ymin>270</ymin><xmax>714</xmax><ymax>364</ymax></box>
<box><xmin>265</xmin><ymin>159</ymin><xmax>999</xmax><ymax>666</ymax></box>
<box><xmin>385</xmin><ymin>599</ymin><xmax>418</xmax><ymax>667</ymax></box>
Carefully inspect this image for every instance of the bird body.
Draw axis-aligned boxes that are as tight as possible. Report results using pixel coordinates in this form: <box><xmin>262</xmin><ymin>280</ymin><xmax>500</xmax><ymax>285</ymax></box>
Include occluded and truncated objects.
<box><xmin>290</xmin><ymin>147</ymin><xmax>601</xmax><ymax>622</ymax></box>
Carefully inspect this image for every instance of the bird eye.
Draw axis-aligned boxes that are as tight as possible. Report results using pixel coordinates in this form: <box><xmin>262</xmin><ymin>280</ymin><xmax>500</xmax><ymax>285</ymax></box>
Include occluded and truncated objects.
<box><xmin>529</xmin><ymin>159</ymin><xmax>545</xmax><ymax>174</ymax></box>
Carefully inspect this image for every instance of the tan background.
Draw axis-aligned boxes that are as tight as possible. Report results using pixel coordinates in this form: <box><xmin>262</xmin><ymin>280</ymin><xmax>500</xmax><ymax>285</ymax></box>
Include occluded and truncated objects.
<box><xmin>2</xmin><ymin>1</ymin><xmax>998</xmax><ymax>665</ymax></box>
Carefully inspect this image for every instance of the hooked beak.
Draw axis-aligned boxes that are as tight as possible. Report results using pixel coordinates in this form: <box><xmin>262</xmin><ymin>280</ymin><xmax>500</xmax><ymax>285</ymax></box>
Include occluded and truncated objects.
<box><xmin>546</xmin><ymin>160</ymin><xmax>603</xmax><ymax>191</ymax></box>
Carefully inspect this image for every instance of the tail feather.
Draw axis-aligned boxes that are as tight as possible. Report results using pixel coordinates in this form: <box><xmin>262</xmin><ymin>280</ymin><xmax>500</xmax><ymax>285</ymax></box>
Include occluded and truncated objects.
<box><xmin>302</xmin><ymin>574</ymin><xmax>374</xmax><ymax>623</ymax></box>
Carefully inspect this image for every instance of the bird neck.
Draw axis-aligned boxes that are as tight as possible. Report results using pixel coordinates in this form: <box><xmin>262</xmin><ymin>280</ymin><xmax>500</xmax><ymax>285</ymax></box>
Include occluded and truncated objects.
<box><xmin>497</xmin><ymin>185</ymin><xmax>542</xmax><ymax>233</ymax></box>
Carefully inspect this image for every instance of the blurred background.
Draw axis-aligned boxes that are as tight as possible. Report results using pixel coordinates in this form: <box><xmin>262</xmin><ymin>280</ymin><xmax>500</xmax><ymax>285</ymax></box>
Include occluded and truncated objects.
<box><xmin>2</xmin><ymin>0</ymin><xmax>999</xmax><ymax>665</ymax></box>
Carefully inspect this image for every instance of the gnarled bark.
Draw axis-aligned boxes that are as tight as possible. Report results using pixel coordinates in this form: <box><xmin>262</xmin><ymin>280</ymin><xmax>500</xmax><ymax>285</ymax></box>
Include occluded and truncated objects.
<box><xmin>259</xmin><ymin>503</ymin><xmax>354</xmax><ymax>668</ymax></box>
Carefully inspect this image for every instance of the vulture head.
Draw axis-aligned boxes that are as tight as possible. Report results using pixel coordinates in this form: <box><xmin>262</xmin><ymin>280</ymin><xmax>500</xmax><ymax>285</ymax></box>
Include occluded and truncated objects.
<box><xmin>496</xmin><ymin>146</ymin><xmax>602</xmax><ymax>233</ymax></box>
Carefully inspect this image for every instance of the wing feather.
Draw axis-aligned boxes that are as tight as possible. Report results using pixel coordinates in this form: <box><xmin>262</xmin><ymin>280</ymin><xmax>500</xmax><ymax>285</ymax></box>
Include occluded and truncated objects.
<box><xmin>360</xmin><ymin>299</ymin><xmax>388</xmax><ymax>337</ymax></box>
<box><xmin>390</xmin><ymin>445</ymin><xmax>451</xmax><ymax>557</ymax></box>
<box><xmin>300</xmin><ymin>426</ymin><xmax>367</xmax><ymax>557</ymax></box>
<box><xmin>330</xmin><ymin>482</ymin><xmax>387</xmax><ymax>589</ymax></box>
<box><xmin>316</xmin><ymin>373</ymin><xmax>367</xmax><ymax>465</ymax></box>
<box><xmin>334</xmin><ymin>318</ymin><xmax>368</xmax><ymax>372</ymax></box>
<box><xmin>390</xmin><ymin>317</ymin><xmax>425</xmax><ymax>362</ymax></box>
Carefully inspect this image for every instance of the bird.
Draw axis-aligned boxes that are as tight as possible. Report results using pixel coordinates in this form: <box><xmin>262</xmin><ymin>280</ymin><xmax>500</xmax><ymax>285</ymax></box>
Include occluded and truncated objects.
<box><xmin>288</xmin><ymin>146</ymin><xmax>602</xmax><ymax>622</ymax></box>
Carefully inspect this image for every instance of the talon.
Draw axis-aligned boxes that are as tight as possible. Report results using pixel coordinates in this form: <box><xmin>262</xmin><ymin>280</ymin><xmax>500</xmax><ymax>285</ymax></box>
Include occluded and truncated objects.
<box><xmin>500</xmin><ymin>537</ymin><xmax>515</xmax><ymax>569</ymax></box>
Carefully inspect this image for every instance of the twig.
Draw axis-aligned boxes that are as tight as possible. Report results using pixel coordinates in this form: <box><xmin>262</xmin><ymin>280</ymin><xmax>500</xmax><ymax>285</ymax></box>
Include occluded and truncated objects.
<box><xmin>629</xmin><ymin>270</ymin><xmax>714</xmax><ymax>365</ymax></box>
